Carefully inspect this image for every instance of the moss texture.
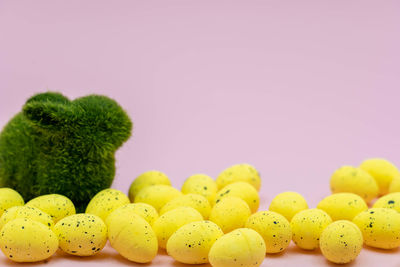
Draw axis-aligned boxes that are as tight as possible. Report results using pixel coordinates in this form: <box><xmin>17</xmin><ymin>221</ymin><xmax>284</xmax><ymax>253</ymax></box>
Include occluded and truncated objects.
<box><xmin>0</xmin><ymin>92</ymin><xmax>132</xmax><ymax>212</ymax></box>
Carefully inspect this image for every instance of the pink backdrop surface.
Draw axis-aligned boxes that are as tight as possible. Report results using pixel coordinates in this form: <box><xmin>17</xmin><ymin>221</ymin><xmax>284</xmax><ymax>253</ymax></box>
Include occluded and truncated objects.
<box><xmin>1</xmin><ymin>1</ymin><xmax>400</xmax><ymax>266</ymax></box>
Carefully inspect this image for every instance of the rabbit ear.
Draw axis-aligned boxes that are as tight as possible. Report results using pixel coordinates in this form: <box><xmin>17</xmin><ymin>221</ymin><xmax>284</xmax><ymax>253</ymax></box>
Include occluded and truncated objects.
<box><xmin>72</xmin><ymin>95</ymin><xmax>132</xmax><ymax>149</ymax></box>
<box><xmin>23</xmin><ymin>101</ymin><xmax>74</xmax><ymax>131</ymax></box>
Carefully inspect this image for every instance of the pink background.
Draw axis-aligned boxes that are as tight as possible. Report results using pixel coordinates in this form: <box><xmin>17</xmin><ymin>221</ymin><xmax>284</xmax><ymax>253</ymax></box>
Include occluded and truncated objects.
<box><xmin>1</xmin><ymin>1</ymin><xmax>400</xmax><ymax>266</ymax></box>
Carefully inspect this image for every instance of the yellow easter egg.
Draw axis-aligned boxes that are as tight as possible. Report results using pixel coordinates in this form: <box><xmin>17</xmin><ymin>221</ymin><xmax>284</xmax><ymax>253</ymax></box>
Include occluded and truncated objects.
<box><xmin>373</xmin><ymin>192</ymin><xmax>400</xmax><ymax>212</ymax></box>
<box><xmin>26</xmin><ymin>194</ymin><xmax>76</xmax><ymax>223</ymax></box>
<box><xmin>181</xmin><ymin>174</ymin><xmax>218</xmax><ymax>204</ymax></box>
<box><xmin>214</xmin><ymin>182</ymin><xmax>259</xmax><ymax>213</ymax></box>
<box><xmin>320</xmin><ymin>220</ymin><xmax>363</xmax><ymax>264</ymax></box>
<box><xmin>153</xmin><ymin>207</ymin><xmax>203</xmax><ymax>249</ymax></box>
<box><xmin>134</xmin><ymin>185</ymin><xmax>182</xmax><ymax>212</ymax></box>
<box><xmin>0</xmin><ymin>218</ymin><xmax>58</xmax><ymax>262</ymax></box>
<box><xmin>128</xmin><ymin>170</ymin><xmax>171</xmax><ymax>202</ymax></box>
<box><xmin>353</xmin><ymin>208</ymin><xmax>400</xmax><ymax>249</ymax></box>
<box><xmin>166</xmin><ymin>220</ymin><xmax>224</xmax><ymax>264</ymax></box>
<box><xmin>107</xmin><ymin>209</ymin><xmax>158</xmax><ymax>263</ymax></box>
<box><xmin>290</xmin><ymin>208</ymin><xmax>332</xmax><ymax>250</ymax></box>
<box><xmin>317</xmin><ymin>193</ymin><xmax>368</xmax><ymax>221</ymax></box>
<box><xmin>389</xmin><ymin>175</ymin><xmax>400</xmax><ymax>193</ymax></box>
<box><xmin>360</xmin><ymin>158</ymin><xmax>400</xmax><ymax>195</ymax></box>
<box><xmin>330</xmin><ymin>166</ymin><xmax>379</xmax><ymax>203</ymax></box>
<box><xmin>216</xmin><ymin>163</ymin><xmax>261</xmax><ymax>191</ymax></box>
<box><xmin>268</xmin><ymin>191</ymin><xmax>308</xmax><ymax>221</ymax></box>
<box><xmin>0</xmin><ymin>188</ymin><xmax>24</xmax><ymax>217</ymax></box>
<box><xmin>85</xmin><ymin>189</ymin><xmax>130</xmax><ymax>222</ymax></box>
<box><xmin>160</xmin><ymin>194</ymin><xmax>211</xmax><ymax>219</ymax></box>
<box><xmin>0</xmin><ymin>206</ymin><xmax>54</xmax><ymax>231</ymax></box>
<box><xmin>245</xmin><ymin>210</ymin><xmax>292</xmax><ymax>253</ymax></box>
<box><xmin>106</xmin><ymin>203</ymin><xmax>158</xmax><ymax>226</ymax></box>
<box><xmin>208</xmin><ymin>228</ymin><xmax>266</xmax><ymax>267</ymax></box>
<box><xmin>210</xmin><ymin>196</ymin><xmax>251</xmax><ymax>233</ymax></box>
<box><xmin>53</xmin><ymin>214</ymin><xmax>107</xmax><ymax>256</ymax></box>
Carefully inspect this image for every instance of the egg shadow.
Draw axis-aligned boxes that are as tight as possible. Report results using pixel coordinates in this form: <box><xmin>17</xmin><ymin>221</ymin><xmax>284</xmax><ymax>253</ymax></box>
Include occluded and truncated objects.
<box><xmin>157</xmin><ymin>248</ymin><xmax>211</xmax><ymax>267</ymax></box>
<box><xmin>363</xmin><ymin>245</ymin><xmax>400</xmax><ymax>254</ymax></box>
<box><xmin>284</xmin><ymin>243</ymin><xmax>322</xmax><ymax>256</ymax></box>
<box><xmin>0</xmin><ymin>257</ymin><xmax>51</xmax><ymax>267</ymax></box>
<box><xmin>171</xmin><ymin>261</ymin><xmax>211</xmax><ymax>267</ymax></box>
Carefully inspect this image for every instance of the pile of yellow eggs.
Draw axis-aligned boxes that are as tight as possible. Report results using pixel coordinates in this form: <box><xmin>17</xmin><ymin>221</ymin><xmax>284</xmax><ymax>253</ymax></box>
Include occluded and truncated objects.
<box><xmin>1</xmin><ymin>158</ymin><xmax>400</xmax><ymax>266</ymax></box>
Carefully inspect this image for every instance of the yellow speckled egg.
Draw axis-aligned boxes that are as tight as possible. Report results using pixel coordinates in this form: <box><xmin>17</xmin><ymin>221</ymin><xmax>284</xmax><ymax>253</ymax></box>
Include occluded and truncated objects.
<box><xmin>268</xmin><ymin>192</ymin><xmax>308</xmax><ymax>221</ymax></box>
<box><xmin>153</xmin><ymin>207</ymin><xmax>203</xmax><ymax>249</ymax></box>
<box><xmin>210</xmin><ymin>196</ymin><xmax>251</xmax><ymax>233</ymax></box>
<box><xmin>181</xmin><ymin>174</ymin><xmax>218</xmax><ymax>204</ymax></box>
<box><xmin>317</xmin><ymin>193</ymin><xmax>368</xmax><ymax>221</ymax></box>
<box><xmin>128</xmin><ymin>170</ymin><xmax>171</xmax><ymax>202</ymax></box>
<box><xmin>373</xmin><ymin>192</ymin><xmax>400</xmax><ymax>212</ymax></box>
<box><xmin>245</xmin><ymin>211</ymin><xmax>292</xmax><ymax>253</ymax></box>
<box><xmin>0</xmin><ymin>218</ymin><xmax>58</xmax><ymax>262</ymax></box>
<box><xmin>134</xmin><ymin>185</ymin><xmax>182</xmax><ymax>212</ymax></box>
<box><xmin>290</xmin><ymin>208</ymin><xmax>332</xmax><ymax>250</ymax></box>
<box><xmin>330</xmin><ymin>166</ymin><xmax>379</xmax><ymax>203</ymax></box>
<box><xmin>0</xmin><ymin>206</ymin><xmax>54</xmax><ymax>231</ymax></box>
<box><xmin>209</xmin><ymin>228</ymin><xmax>266</xmax><ymax>267</ymax></box>
<box><xmin>0</xmin><ymin>188</ymin><xmax>24</xmax><ymax>217</ymax></box>
<box><xmin>107</xmin><ymin>209</ymin><xmax>158</xmax><ymax>263</ymax></box>
<box><xmin>216</xmin><ymin>164</ymin><xmax>261</xmax><ymax>191</ymax></box>
<box><xmin>167</xmin><ymin>220</ymin><xmax>224</xmax><ymax>264</ymax></box>
<box><xmin>85</xmin><ymin>189</ymin><xmax>130</xmax><ymax>222</ymax></box>
<box><xmin>160</xmin><ymin>194</ymin><xmax>211</xmax><ymax>219</ymax></box>
<box><xmin>389</xmin><ymin>175</ymin><xmax>400</xmax><ymax>193</ymax></box>
<box><xmin>106</xmin><ymin>203</ymin><xmax>158</xmax><ymax>226</ymax></box>
<box><xmin>320</xmin><ymin>220</ymin><xmax>363</xmax><ymax>264</ymax></box>
<box><xmin>214</xmin><ymin>182</ymin><xmax>259</xmax><ymax>213</ymax></box>
<box><xmin>26</xmin><ymin>194</ymin><xmax>76</xmax><ymax>223</ymax></box>
<box><xmin>360</xmin><ymin>158</ymin><xmax>400</xmax><ymax>195</ymax></box>
<box><xmin>53</xmin><ymin>214</ymin><xmax>107</xmax><ymax>256</ymax></box>
<box><xmin>353</xmin><ymin>208</ymin><xmax>400</xmax><ymax>249</ymax></box>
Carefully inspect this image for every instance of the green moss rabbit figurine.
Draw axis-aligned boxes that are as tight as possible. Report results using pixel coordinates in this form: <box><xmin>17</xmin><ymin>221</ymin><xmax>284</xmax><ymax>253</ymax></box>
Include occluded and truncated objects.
<box><xmin>0</xmin><ymin>92</ymin><xmax>132</xmax><ymax>211</ymax></box>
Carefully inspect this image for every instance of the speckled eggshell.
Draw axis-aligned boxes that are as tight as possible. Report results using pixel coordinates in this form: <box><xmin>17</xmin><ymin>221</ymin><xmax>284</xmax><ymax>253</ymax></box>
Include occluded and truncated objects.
<box><xmin>0</xmin><ymin>206</ymin><xmax>54</xmax><ymax>231</ymax></box>
<box><xmin>166</xmin><ymin>220</ymin><xmax>224</xmax><ymax>264</ymax></box>
<box><xmin>317</xmin><ymin>193</ymin><xmax>368</xmax><ymax>221</ymax></box>
<box><xmin>268</xmin><ymin>191</ymin><xmax>308</xmax><ymax>221</ymax></box>
<box><xmin>209</xmin><ymin>196</ymin><xmax>251</xmax><ymax>233</ymax></box>
<box><xmin>320</xmin><ymin>220</ymin><xmax>363</xmax><ymax>264</ymax></box>
<box><xmin>0</xmin><ymin>218</ymin><xmax>58</xmax><ymax>262</ymax></box>
<box><xmin>216</xmin><ymin>164</ymin><xmax>261</xmax><ymax>191</ymax></box>
<box><xmin>53</xmin><ymin>214</ymin><xmax>107</xmax><ymax>256</ymax></box>
<box><xmin>107</xmin><ymin>210</ymin><xmax>158</xmax><ymax>263</ymax></box>
<box><xmin>353</xmin><ymin>208</ymin><xmax>400</xmax><ymax>249</ymax></box>
<box><xmin>360</xmin><ymin>158</ymin><xmax>400</xmax><ymax>195</ymax></box>
<box><xmin>152</xmin><ymin>206</ymin><xmax>203</xmax><ymax>249</ymax></box>
<box><xmin>290</xmin><ymin>208</ymin><xmax>332</xmax><ymax>250</ymax></box>
<box><xmin>85</xmin><ymin>189</ymin><xmax>130</xmax><ymax>222</ymax></box>
<box><xmin>208</xmin><ymin>228</ymin><xmax>266</xmax><ymax>267</ymax></box>
<box><xmin>181</xmin><ymin>174</ymin><xmax>218</xmax><ymax>204</ymax></box>
<box><xmin>214</xmin><ymin>182</ymin><xmax>260</xmax><ymax>213</ymax></box>
<box><xmin>26</xmin><ymin>194</ymin><xmax>76</xmax><ymax>223</ymax></box>
<box><xmin>134</xmin><ymin>185</ymin><xmax>183</xmax><ymax>212</ymax></box>
<box><xmin>107</xmin><ymin>203</ymin><xmax>159</xmax><ymax>226</ymax></box>
<box><xmin>373</xmin><ymin>192</ymin><xmax>400</xmax><ymax>212</ymax></box>
<box><xmin>160</xmin><ymin>194</ymin><xmax>211</xmax><ymax>219</ymax></box>
<box><xmin>245</xmin><ymin>211</ymin><xmax>292</xmax><ymax>253</ymax></box>
<box><xmin>0</xmin><ymin>188</ymin><xmax>24</xmax><ymax>217</ymax></box>
<box><xmin>128</xmin><ymin>170</ymin><xmax>171</xmax><ymax>202</ymax></box>
<box><xmin>330</xmin><ymin>166</ymin><xmax>379</xmax><ymax>203</ymax></box>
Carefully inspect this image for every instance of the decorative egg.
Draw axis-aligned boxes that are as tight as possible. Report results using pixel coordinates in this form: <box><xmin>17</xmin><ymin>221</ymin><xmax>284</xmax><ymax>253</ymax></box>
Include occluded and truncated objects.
<box><xmin>26</xmin><ymin>194</ymin><xmax>76</xmax><ymax>223</ymax></box>
<box><xmin>128</xmin><ymin>170</ymin><xmax>171</xmax><ymax>201</ymax></box>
